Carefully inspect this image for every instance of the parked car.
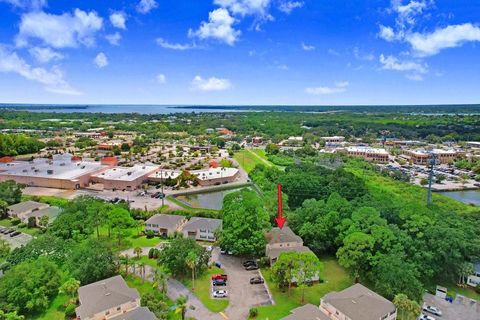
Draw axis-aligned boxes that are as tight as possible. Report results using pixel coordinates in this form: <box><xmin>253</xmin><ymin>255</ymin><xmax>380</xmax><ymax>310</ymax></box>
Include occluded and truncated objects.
<box><xmin>212</xmin><ymin>279</ymin><xmax>227</xmax><ymax>286</ymax></box>
<box><xmin>250</xmin><ymin>277</ymin><xmax>264</xmax><ymax>284</ymax></box>
<box><xmin>212</xmin><ymin>274</ymin><xmax>228</xmax><ymax>281</ymax></box>
<box><xmin>151</xmin><ymin>192</ymin><xmax>160</xmax><ymax>198</ymax></box>
<box><xmin>243</xmin><ymin>260</ymin><xmax>256</xmax><ymax>267</ymax></box>
<box><xmin>4</xmin><ymin>229</ymin><xmax>14</xmax><ymax>234</ymax></box>
<box><xmin>422</xmin><ymin>305</ymin><xmax>442</xmax><ymax>316</ymax></box>
<box><xmin>215</xmin><ymin>261</ymin><xmax>222</xmax><ymax>268</ymax></box>
<box><xmin>10</xmin><ymin>231</ymin><xmax>21</xmax><ymax>237</ymax></box>
<box><xmin>213</xmin><ymin>290</ymin><xmax>228</xmax><ymax>298</ymax></box>
<box><xmin>245</xmin><ymin>264</ymin><xmax>259</xmax><ymax>271</ymax></box>
<box><xmin>418</xmin><ymin>314</ymin><xmax>435</xmax><ymax>320</ymax></box>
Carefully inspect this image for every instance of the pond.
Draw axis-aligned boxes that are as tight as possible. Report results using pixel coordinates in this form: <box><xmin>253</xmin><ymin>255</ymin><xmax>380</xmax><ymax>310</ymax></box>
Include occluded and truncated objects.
<box><xmin>175</xmin><ymin>187</ymin><xmax>250</xmax><ymax>210</ymax></box>
<box><xmin>439</xmin><ymin>190</ymin><xmax>480</xmax><ymax>206</ymax></box>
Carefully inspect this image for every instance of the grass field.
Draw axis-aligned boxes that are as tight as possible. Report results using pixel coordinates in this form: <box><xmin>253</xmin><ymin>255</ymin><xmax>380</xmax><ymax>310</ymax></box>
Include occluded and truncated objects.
<box><xmin>234</xmin><ymin>149</ymin><xmax>275</xmax><ymax>173</ymax></box>
<box><xmin>180</xmin><ymin>267</ymin><xmax>229</xmax><ymax>313</ymax></box>
<box><xmin>256</xmin><ymin>257</ymin><xmax>353</xmax><ymax>320</ymax></box>
<box><xmin>32</xmin><ymin>294</ymin><xmax>69</xmax><ymax>320</ymax></box>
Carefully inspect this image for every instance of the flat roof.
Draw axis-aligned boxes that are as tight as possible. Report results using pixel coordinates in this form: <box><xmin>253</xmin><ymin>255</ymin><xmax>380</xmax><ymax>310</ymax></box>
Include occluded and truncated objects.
<box><xmin>0</xmin><ymin>159</ymin><xmax>105</xmax><ymax>180</ymax></box>
<box><xmin>93</xmin><ymin>165</ymin><xmax>159</xmax><ymax>182</ymax></box>
<box><xmin>346</xmin><ymin>146</ymin><xmax>389</xmax><ymax>155</ymax></box>
<box><xmin>191</xmin><ymin>167</ymin><xmax>239</xmax><ymax>181</ymax></box>
<box><xmin>148</xmin><ymin>170</ymin><xmax>181</xmax><ymax>180</ymax></box>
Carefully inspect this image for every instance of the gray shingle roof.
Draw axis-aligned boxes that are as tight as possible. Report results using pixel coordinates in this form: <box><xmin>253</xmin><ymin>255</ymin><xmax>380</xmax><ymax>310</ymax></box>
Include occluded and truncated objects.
<box><xmin>266</xmin><ymin>245</ymin><xmax>314</xmax><ymax>260</ymax></box>
<box><xmin>322</xmin><ymin>283</ymin><xmax>396</xmax><ymax>320</ymax></box>
<box><xmin>282</xmin><ymin>304</ymin><xmax>330</xmax><ymax>320</ymax></box>
<box><xmin>145</xmin><ymin>214</ymin><xmax>185</xmax><ymax>230</ymax></box>
<box><xmin>7</xmin><ymin>201</ymin><xmax>49</xmax><ymax>215</ymax></box>
<box><xmin>75</xmin><ymin>276</ymin><xmax>139</xmax><ymax>319</ymax></box>
<box><xmin>26</xmin><ymin>206</ymin><xmax>62</xmax><ymax>219</ymax></box>
<box><xmin>266</xmin><ymin>227</ymin><xmax>303</xmax><ymax>245</ymax></box>
<box><xmin>108</xmin><ymin>307</ymin><xmax>156</xmax><ymax>320</ymax></box>
<box><xmin>182</xmin><ymin>217</ymin><xmax>222</xmax><ymax>232</ymax></box>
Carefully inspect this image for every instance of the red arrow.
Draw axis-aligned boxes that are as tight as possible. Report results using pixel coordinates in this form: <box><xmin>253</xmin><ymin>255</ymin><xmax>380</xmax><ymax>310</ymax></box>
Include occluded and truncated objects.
<box><xmin>275</xmin><ymin>184</ymin><xmax>286</xmax><ymax>229</ymax></box>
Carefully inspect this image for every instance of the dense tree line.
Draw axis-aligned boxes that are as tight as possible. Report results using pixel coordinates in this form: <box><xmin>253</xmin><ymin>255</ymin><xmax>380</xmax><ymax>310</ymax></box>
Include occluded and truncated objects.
<box><xmin>0</xmin><ymin>134</ymin><xmax>44</xmax><ymax>156</ymax></box>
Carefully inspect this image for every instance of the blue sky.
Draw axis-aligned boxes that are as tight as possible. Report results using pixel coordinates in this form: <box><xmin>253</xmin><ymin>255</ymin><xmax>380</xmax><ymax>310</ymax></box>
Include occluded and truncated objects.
<box><xmin>0</xmin><ymin>0</ymin><xmax>480</xmax><ymax>105</ymax></box>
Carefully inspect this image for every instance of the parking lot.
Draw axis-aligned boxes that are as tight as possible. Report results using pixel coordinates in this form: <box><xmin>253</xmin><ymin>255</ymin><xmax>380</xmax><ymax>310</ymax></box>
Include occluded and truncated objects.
<box><xmin>217</xmin><ymin>252</ymin><xmax>272</xmax><ymax>320</ymax></box>
<box><xmin>422</xmin><ymin>293</ymin><xmax>480</xmax><ymax>320</ymax></box>
<box><xmin>0</xmin><ymin>227</ymin><xmax>33</xmax><ymax>249</ymax></box>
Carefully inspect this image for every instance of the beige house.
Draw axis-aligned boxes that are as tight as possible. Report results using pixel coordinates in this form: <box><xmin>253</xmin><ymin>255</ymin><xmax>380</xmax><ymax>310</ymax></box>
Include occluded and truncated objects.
<box><xmin>320</xmin><ymin>283</ymin><xmax>397</xmax><ymax>320</ymax></box>
<box><xmin>182</xmin><ymin>217</ymin><xmax>222</xmax><ymax>242</ymax></box>
<box><xmin>7</xmin><ymin>201</ymin><xmax>49</xmax><ymax>221</ymax></box>
<box><xmin>265</xmin><ymin>227</ymin><xmax>314</xmax><ymax>264</ymax></box>
<box><xmin>75</xmin><ymin>275</ymin><xmax>155</xmax><ymax>320</ymax></box>
<box><xmin>144</xmin><ymin>214</ymin><xmax>187</xmax><ymax>237</ymax></box>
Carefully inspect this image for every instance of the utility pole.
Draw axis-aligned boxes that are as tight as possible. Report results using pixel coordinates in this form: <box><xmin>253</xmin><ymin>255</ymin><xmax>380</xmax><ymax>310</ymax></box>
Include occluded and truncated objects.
<box><xmin>426</xmin><ymin>152</ymin><xmax>437</xmax><ymax>206</ymax></box>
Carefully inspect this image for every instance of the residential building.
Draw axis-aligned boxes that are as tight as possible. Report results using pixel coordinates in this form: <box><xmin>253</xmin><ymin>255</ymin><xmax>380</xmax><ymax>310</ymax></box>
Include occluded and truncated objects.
<box><xmin>75</xmin><ymin>275</ymin><xmax>155</xmax><ymax>320</ymax></box>
<box><xmin>91</xmin><ymin>165</ymin><xmax>159</xmax><ymax>191</ymax></box>
<box><xmin>7</xmin><ymin>201</ymin><xmax>49</xmax><ymax>221</ymax></box>
<box><xmin>321</xmin><ymin>136</ymin><xmax>345</xmax><ymax>144</ymax></box>
<box><xmin>320</xmin><ymin>283</ymin><xmax>397</xmax><ymax>320</ymax></box>
<box><xmin>265</xmin><ymin>227</ymin><xmax>315</xmax><ymax>265</ymax></box>
<box><xmin>343</xmin><ymin>146</ymin><xmax>389</xmax><ymax>163</ymax></box>
<box><xmin>467</xmin><ymin>262</ymin><xmax>480</xmax><ymax>287</ymax></box>
<box><xmin>190</xmin><ymin>167</ymin><xmax>239</xmax><ymax>186</ymax></box>
<box><xmin>422</xmin><ymin>292</ymin><xmax>479</xmax><ymax>320</ymax></box>
<box><xmin>144</xmin><ymin>214</ymin><xmax>187</xmax><ymax>237</ymax></box>
<box><xmin>182</xmin><ymin>217</ymin><xmax>222</xmax><ymax>242</ymax></box>
<box><xmin>24</xmin><ymin>206</ymin><xmax>61</xmax><ymax>225</ymax></box>
<box><xmin>282</xmin><ymin>304</ymin><xmax>329</xmax><ymax>320</ymax></box>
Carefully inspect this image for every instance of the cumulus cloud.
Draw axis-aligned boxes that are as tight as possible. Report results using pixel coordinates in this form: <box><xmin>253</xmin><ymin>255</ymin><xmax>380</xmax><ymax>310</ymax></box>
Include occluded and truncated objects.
<box><xmin>378</xmin><ymin>25</ymin><xmax>396</xmax><ymax>42</ymax></box>
<box><xmin>156</xmin><ymin>73</ymin><xmax>166</xmax><ymax>84</ymax></box>
<box><xmin>28</xmin><ymin>47</ymin><xmax>63</xmax><ymax>63</ymax></box>
<box><xmin>379</xmin><ymin>54</ymin><xmax>427</xmax><ymax>80</ymax></box>
<box><xmin>156</xmin><ymin>38</ymin><xmax>196</xmax><ymax>50</ymax></box>
<box><xmin>392</xmin><ymin>0</ymin><xmax>431</xmax><ymax>29</ymax></box>
<box><xmin>0</xmin><ymin>0</ymin><xmax>46</xmax><ymax>10</ymax></box>
<box><xmin>406</xmin><ymin>23</ymin><xmax>480</xmax><ymax>57</ymax></box>
<box><xmin>191</xmin><ymin>75</ymin><xmax>232</xmax><ymax>91</ymax></box>
<box><xmin>93</xmin><ymin>52</ymin><xmax>108</xmax><ymax>68</ymax></box>
<box><xmin>278</xmin><ymin>1</ymin><xmax>304</xmax><ymax>14</ymax></box>
<box><xmin>214</xmin><ymin>0</ymin><xmax>271</xmax><ymax>17</ymax></box>
<box><xmin>305</xmin><ymin>81</ymin><xmax>349</xmax><ymax>95</ymax></box>
<box><xmin>0</xmin><ymin>46</ymin><xmax>80</xmax><ymax>95</ymax></box>
<box><xmin>105</xmin><ymin>32</ymin><xmax>122</xmax><ymax>46</ymax></box>
<box><xmin>301</xmin><ymin>42</ymin><xmax>315</xmax><ymax>51</ymax></box>
<box><xmin>110</xmin><ymin>12</ymin><xmax>127</xmax><ymax>30</ymax></box>
<box><xmin>136</xmin><ymin>0</ymin><xmax>158</xmax><ymax>14</ymax></box>
<box><xmin>16</xmin><ymin>9</ymin><xmax>103</xmax><ymax>48</ymax></box>
<box><xmin>188</xmin><ymin>8</ymin><xmax>241</xmax><ymax>46</ymax></box>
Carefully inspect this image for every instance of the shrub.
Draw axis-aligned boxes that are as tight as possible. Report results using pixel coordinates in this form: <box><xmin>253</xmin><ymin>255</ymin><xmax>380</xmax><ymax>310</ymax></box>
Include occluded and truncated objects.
<box><xmin>64</xmin><ymin>303</ymin><xmax>76</xmax><ymax>318</ymax></box>
<box><xmin>10</xmin><ymin>218</ymin><xmax>21</xmax><ymax>226</ymax></box>
<box><xmin>476</xmin><ymin>285</ymin><xmax>480</xmax><ymax>294</ymax></box>
<box><xmin>249</xmin><ymin>308</ymin><xmax>258</xmax><ymax>318</ymax></box>
<box><xmin>17</xmin><ymin>222</ymin><xmax>27</xmax><ymax>228</ymax></box>
<box><xmin>145</xmin><ymin>230</ymin><xmax>155</xmax><ymax>239</ymax></box>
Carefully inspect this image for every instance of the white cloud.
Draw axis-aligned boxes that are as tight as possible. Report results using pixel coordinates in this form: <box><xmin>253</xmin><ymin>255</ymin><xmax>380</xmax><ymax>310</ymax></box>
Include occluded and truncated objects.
<box><xmin>110</xmin><ymin>12</ymin><xmax>127</xmax><ymax>30</ymax></box>
<box><xmin>278</xmin><ymin>1</ymin><xmax>304</xmax><ymax>14</ymax></box>
<box><xmin>28</xmin><ymin>47</ymin><xmax>63</xmax><ymax>63</ymax></box>
<box><xmin>16</xmin><ymin>9</ymin><xmax>103</xmax><ymax>48</ymax></box>
<box><xmin>191</xmin><ymin>75</ymin><xmax>232</xmax><ymax>91</ymax></box>
<box><xmin>93</xmin><ymin>52</ymin><xmax>108</xmax><ymax>68</ymax></box>
<box><xmin>305</xmin><ymin>81</ymin><xmax>349</xmax><ymax>95</ymax></box>
<box><xmin>0</xmin><ymin>0</ymin><xmax>46</xmax><ymax>10</ymax></box>
<box><xmin>301</xmin><ymin>42</ymin><xmax>315</xmax><ymax>51</ymax></box>
<box><xmin>156</xmin><ymin>73</ymin><xmax>166</xmax><ymax>84</ymax></box>
<box><xmin>405</xmin><ymin>73</ymin><xmax>424</xmax><ymax>81</ymax></box>
<box><xmin>0</xmin><ymin>46</ymin><xmax>80</xmax><ymax>95</ymax></box>
<box><xmin>214</xmin><ymin>0</ymin><xmax>271</xmax><ymax>17</ymax></box>
<box><xmin>406</xmin><ymin>23</ymin><xmax>480</xmax><ymax>57</ymax></box>
<box><xmin>156</xmin><ymin>38</ymin><xmax>196</xmax><ymax>50</ymax></box>
<box><xmin>105</xmin><ymin>32</ymin><xmax>122</xmax><ymax>46</ymax></box>
<box><xmin>136</xmin><ymin>0</ymin><xmax>158</xmax><ymax>14</ymax></box>
<box><xmin>353</xmin><ymin>46</ymin><xmax>374</xmax><ymax>61</ymax></box>
<box><xmin>379</xmin><ymin>54</ymin><xmax>427</xmax><ymax>80</ymax></box>
<box><xmin>378</xmin><ymin>25</ymin><xmax>396</xmax><ymax>42</ymax></box>
<box><xmin>188</xmin><ymin>8</ymin><xmax>241</xmax><ymax>46</ymax></box>
<box><xmin>392</xmin><ymin>0</ymin><xmax>430</xmax><ymax>28</ymax></box>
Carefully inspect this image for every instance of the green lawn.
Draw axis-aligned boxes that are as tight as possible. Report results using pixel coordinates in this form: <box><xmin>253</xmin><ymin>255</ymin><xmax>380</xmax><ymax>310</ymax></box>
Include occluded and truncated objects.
<box><xmin>91</xmin><ymin>225</ymin><xmax>166</xmax><ymax>251</ymax></box>
<box><xmin>235</xmin><ymin>149</ymin><xmax>274</xmax><ymax>173</ymax></box>
<box><xmin>256</xmin><ymin>257</ymin><xmax>353</xmax><ymax>320</ymax></box>
<box><xmin>0</xmin><ymin>218</ymin><xmax>42</xmax><ymax>236</ymax></box>
<box><xmin>180</xmin><ymin>267</ymin><xmax>229</xmax><ymax>313</ymax></box>
<box><xmin>31</xmin><ymin>294</ymin><xmax>69</xmax><ymax>320</ymax></box>
<box><xmin>427</xmin><ymin>281</ymin><xmax>480</xmax><ymax>301</ymax></box>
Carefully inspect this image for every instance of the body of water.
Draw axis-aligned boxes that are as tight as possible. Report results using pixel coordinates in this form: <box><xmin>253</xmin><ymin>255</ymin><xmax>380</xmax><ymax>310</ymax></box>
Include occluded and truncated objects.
<box><xmin>439</xmin><ymin>190</ymin><xmax>480</xmax><ymax>206</ymax></box>
<box><xmin>175</xmin><ymin>187</ymin><xmax>248</xmax><ymax>210</ymax></box>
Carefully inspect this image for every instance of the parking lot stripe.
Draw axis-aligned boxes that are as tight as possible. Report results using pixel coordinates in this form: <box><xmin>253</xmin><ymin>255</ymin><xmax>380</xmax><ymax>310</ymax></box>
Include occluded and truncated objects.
<box><xmin>219</xmin><ymin>312</ymin><xmax>228</xmax><ymax>319</ymax></box>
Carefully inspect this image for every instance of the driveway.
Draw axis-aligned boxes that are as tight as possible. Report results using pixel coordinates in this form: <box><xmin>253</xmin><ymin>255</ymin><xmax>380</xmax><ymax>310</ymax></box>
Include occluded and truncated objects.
<box><xmin>219</xmin><ymin>254</ymin><xmax>273</xmax><ymax>320</ymax></box>
<box><xmin>0</xmin><ymin>228</ymin><xmax>33</xmax><ymax>249</ymax></box>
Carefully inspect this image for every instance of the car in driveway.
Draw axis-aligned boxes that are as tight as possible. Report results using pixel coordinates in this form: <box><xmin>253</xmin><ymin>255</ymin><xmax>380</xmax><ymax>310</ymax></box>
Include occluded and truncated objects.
<box><xmin>245</xmin><ymin>264</ymin><xmax>259</xmax><ymax>271</ymax></box>
<box><xmin>418</xmin><ymin>314</ymin><xmax>436</xmax><ymax>320</ymax></box>
<box><xmin>212</xmin><ymin>274</ymin><xmax>228</xmax><ymax>281</ymax></box>
<box><xmin>213</xmin><ymin>290</ymin><xmax>228</xmax><ymax>298</ymax></box>
<box><xmin>422</xmin><ymin>305</ymin><xmax>442</xmax><ymax>316</ymax></box>
<box><xmin>243</xmin><ymin>260</ymin><xmax>256</xmax><ymax>267</ymax></box>
<box><xmin>250</xmin><ymin>276</ymin><xmax>264</xmax><ymax>284</ymax></box>
<box><xmin>212</xmin><ymin>279</ymin><xmax>227</xmax><ymax>286</ymax></box>
<box><xmin>10</xmin><ymin>231</ymin><xmax>21</xmax><ymax>237</ymax></box>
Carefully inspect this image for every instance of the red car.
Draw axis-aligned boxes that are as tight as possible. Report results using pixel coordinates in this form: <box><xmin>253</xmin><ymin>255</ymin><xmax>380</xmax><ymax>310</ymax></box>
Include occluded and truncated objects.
<box><xmin>211</xmin><ymin>274</ymin><xmax>228</xmax><ymax>281</ymax></box>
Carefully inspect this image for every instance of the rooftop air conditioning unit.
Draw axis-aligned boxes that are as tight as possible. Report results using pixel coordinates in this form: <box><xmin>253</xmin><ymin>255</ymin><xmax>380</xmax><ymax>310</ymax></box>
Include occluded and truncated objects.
<box><xmin>47</xmin><ymin>169</ymin><xmax>54</xmax><ymax>174</ymax></box>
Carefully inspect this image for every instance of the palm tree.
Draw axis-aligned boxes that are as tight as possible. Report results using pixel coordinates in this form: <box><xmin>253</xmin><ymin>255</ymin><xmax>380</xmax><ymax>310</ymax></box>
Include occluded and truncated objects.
<box><xmin>153</xmin><ymin>269</ymin><xmax>168</xmax><ymax>294</ymax></box>
<box><xmin>120</xmin><ymin>254</ymin><xmax>130</xmax><ymax>275</ymax></box>
<box><xmin>393</xmin><ymin>293</ymin><xmax>409</xmax><ymax>320</ymax></box>
<box><xmin>134</xmin><ymin>246</ymin><xmax>143</xmax><ymax>259</ymax></box>
<box><xmin>185</xmin><ymin>251</ymin><xmax>198</xmax><ymax>291</ymax></box>
<box><xmin>138</xmin><ymin>261</ymin><xmax>146</xmax><ymax>284</ymax></box>
<box><xmin>175</xmin><ymin>295</ymin><xmax>188</xmax><ymax>320</ymax></box>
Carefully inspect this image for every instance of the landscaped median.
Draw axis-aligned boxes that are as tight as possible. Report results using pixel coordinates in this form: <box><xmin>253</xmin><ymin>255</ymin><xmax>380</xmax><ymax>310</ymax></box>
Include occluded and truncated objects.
<box><xmin>255</xmin><ymin>257</ymin><xmax>353</xmax><ymax>320</ymax></box>
<box><xmin>180</xmin><ymin>266</ymin><xmax>230</xmax><ymax>313</ymax></box>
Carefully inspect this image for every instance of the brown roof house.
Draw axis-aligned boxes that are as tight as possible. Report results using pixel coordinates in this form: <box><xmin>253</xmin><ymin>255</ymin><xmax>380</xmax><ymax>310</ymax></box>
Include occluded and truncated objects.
<box><xmin>75</xmin><ymin>275</ymin><xmax>155</xmax><ymax>320</ymax></box>
<box><xmin>265</xmin><ymin>227</ymin><xmax>314</xmax><ymax>264</ymax></box>
<box><xmin>144</xmin><ymin>214</ymin><xmax>187</xmax><ymax>237</ymax></box>
<box><xmin>281</xmin><ymin>304</ymin><xmax>330</xmax><ymax>320</ymax></box>
<box><xmin>319</xmin><ymin>283</ymin><xmax>397</xmax><ymax>320</ymax></box>
<box><xmin>182</xmin><ymin>217</ymin><xmax>222</xmax><ymax>242</ymax></box>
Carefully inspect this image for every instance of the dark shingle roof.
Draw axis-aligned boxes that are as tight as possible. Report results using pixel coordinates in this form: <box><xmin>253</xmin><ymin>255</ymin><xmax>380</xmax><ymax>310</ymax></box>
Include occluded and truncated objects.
<box><xmin>182</xmin><ymin>217</ymin><xmax>222</xmax><ymax>231</ymax></box>
<box><xmin>108</xmin><ymin>307</ymin><xmax>156</xmax><ymax>320</ymax></box>
<box><xmin>282</xmin><ymin>304</ymin><xmax>330</xmax><ymax>320</ymax></box>
<box><xmin>266</xmin><ymin>227</ymin><xmax>303</xmax><ymax>245</ymax></box>
<box><xmin>145</xmin><ymin>214</ymin><xmax>185</xmax><ymax>229</ymax></box>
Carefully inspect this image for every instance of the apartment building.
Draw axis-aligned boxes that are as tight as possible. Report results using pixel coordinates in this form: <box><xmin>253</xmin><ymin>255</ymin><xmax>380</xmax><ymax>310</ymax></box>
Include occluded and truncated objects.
<box><xmin>343</xmin><ymin>146</ymin><xmax>389</xmax><ymax>163</ymax></box>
